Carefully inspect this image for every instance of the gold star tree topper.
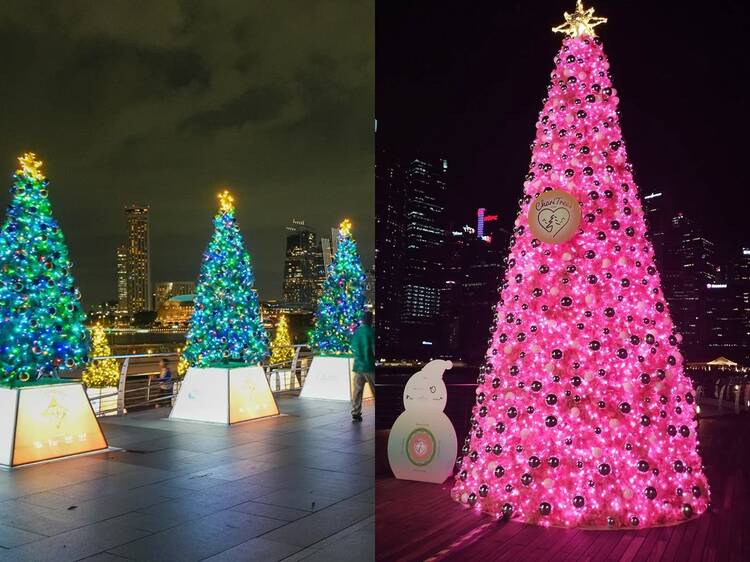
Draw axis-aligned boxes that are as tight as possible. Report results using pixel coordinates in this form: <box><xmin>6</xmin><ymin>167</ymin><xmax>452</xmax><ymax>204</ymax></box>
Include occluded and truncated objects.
<box><xmin>16</xmin><ymin>152</ymin><xmax>46</xmax><ymax>181</ymax></box>
<box><xmin>218</xmin><ymin>189</ymin><xmax>234</xmax><ymax>213</ymax></box>
<box><xmin>552</xmin><ymin>0</ymin><xmax>607</xmax><ymax>38</ymax></box>
<box><xmin>339</xmin><ymin>218</ymin><xmax>352</xmax><ymax>236</ymax></box>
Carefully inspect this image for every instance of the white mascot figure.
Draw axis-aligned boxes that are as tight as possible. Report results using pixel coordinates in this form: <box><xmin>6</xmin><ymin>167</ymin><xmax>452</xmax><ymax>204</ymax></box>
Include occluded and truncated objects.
<box><xmin>387</xmin><ymin>359</ymin><xmax>457</xmax><ymax>483</ymax></box>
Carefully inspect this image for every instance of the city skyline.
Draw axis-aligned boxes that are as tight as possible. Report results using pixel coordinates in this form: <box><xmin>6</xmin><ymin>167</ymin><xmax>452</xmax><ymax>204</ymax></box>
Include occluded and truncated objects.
<box><xmin>377</xmin><ymin>0</ymin><xmax>750</xmax><ymax>264</ymax></box>
<box><xmin>0</xmin><ymin>2</ymin><xmax>374</xmax><ymax>306</ymax></box>
<box><xmin>377</xmin><ymin>147</ymin><xmax>750</xmax><ymax>364</ymax></box>
<box><xmin>106</xmin><ymin>208</ymin><xmax>357</xmax><ymax>313</ymax></box>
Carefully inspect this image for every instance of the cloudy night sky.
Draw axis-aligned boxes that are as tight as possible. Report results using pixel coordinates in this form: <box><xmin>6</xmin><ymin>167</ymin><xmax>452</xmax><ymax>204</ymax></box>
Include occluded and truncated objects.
<box><xmin>0</xmin><ymin>0</ymin><xmax>373</xmax><ymax>307</ymax></box>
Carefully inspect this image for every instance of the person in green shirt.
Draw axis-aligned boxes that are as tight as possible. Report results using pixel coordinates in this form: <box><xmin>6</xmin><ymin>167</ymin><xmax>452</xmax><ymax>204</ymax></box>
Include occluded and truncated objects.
<box><xmin>351</xmin><ymin>310</ymin><xmax>375</xmax><ymax>422</ymax></box>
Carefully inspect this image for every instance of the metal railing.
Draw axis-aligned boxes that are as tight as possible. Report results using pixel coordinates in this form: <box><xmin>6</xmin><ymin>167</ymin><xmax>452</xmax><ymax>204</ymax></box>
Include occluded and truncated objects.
<box><xmin>695</xmin><ymin>378</ymin><xmax>750</xmax><ymax>415</ymax></box>
<box><xmin>78</xmin><ymin>345</ymin><xmax>313</xmax><ymax>417</ymax></box>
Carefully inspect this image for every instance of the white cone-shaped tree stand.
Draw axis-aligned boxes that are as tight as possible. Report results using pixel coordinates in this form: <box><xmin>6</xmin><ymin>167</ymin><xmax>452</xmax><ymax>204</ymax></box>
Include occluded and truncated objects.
<box><xmin>300</xmin><ymin>356</ymin><xmax>374</xmax><ymax>401</ymax></box>
<box><xmin>0</xmin><ymin>381</ymin><xmax>109</xmax><ymax>468</ymax></box>
<box><xmin>170</xmin><ymin>365</ymin><xmax>279</xmax><ymax>425</ymax></box>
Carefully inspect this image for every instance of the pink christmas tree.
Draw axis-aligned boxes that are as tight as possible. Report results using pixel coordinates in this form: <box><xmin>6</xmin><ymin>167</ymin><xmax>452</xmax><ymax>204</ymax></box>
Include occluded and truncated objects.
<box><xmin>451</xmin><ymin>2</ymin><xmax>709</xmax><ymax>529</ymax></box>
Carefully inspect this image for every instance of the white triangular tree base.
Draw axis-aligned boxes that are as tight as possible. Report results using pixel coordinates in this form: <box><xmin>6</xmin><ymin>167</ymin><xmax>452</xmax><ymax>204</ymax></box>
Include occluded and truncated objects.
<box><xmin>169</xmin><ymin>365</ymin><xmax>279</xmax><ymax>425</ymax></box>
<box><xmin>300</xmin><ymin>356</ymin><xmax>374</xmax><ymax>401</ymax></box>
<box><xmin>0</xmin><ymin>382</ymin><xmax>109</xmax><ymax>468</ymax></box>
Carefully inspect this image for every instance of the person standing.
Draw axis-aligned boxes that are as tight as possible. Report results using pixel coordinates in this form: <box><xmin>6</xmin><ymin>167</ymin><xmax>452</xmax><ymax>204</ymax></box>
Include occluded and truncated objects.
<box><xmin>351</xmin><ymin>310</ymin><xmax>375</xmax><ymax>422</ymax></box>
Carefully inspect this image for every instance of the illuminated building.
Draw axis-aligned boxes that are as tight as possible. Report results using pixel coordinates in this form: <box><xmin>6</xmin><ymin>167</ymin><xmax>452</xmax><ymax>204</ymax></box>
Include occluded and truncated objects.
<box><xmin>704</xmin><ymin>282</ymin><xmax>743</xmax><ymax>358</ymax></box>
<box><xmin>125</xmin><ymin>205</ymin><xmax>151</xmax><ymax>313</ymax></box>
<box><xmin>662</xmin><ymin>212</ymin><xmax>717</xmax><ymax>358</ymax></box>
<box><xmin>282</xmin><ymin>220</ymin><xmax>325</xmax><ymax>311</ymax></box>
<box><xmin>729</xmin><ymin>247</ymin><xmax>750</xmax><ymax>362</ymax></box>
<box><xmin>156</xmin><ymin>294</ymin><xmax>195</xmax><ymax>326</ymax></box>
<box><xmin>116</xmin><ymin>244</ymin><xmax>128</xmax><ymax>314</ymax></box>
<box><xmin>153</xmin><ymin>281</ymin><xmax>196</xmax><ymax>311</ymax></box>
<box><xmin>642</xmin><ymin>191</ymin><xmax>667</xmax><ymax>270</ymax></box>
<box><xmin>441</xmin><ymin>221</ymin><xmax>508</xmax><ymax>362</ymax></box>
<box><xmin>376</xmin><ymin>152</ymin><xmax>448</xmax><ymax>359</ymax></box>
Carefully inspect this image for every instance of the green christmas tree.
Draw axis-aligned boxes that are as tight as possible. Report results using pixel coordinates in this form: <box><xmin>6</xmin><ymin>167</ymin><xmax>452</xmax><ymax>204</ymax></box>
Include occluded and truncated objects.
<box><xmin>0</xmin><ymin>153</ymin><xmax>90</xmax><ymax>385</ymax></box>
<box><xmin>184</xmin><ymin>190</ymin><xmax>268</xmax><ymax>367</ymax></box>
<box><xmin>310</xmin><ymin>219</ymin><xmax>366</xmax><ymax>355</ymax></box>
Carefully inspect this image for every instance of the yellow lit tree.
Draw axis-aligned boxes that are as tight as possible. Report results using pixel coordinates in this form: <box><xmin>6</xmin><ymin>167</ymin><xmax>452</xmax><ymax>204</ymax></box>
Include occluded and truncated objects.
<box><xmin>82</xmin><ymin>324</ymin><xmax>120</xmax><ymax>388</ymax></box>
<box><xmin>270</xmin><ymin>315</ymin><xmax>294</xmax><ymax>364</ymax></box>
<box><xmin>177</xmin><ymin>352</ymin><xmax>189</xmax><ymax>378</ymax></box>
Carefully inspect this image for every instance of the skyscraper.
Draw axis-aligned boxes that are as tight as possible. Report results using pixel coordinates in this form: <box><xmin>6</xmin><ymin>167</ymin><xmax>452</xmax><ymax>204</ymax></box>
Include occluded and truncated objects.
<box><xmin>321</xmin><ymin>234</ymin><xmax>334</xmax><ymax>270</ymax></box>
<box><xmin>116</xmin><ymin>244</ymin><xmax>128</xmax><ymax>314</ymax></box>
<box><xmin>125</xmin><ymin>205</ymin><xmax>151</xmax><ymax>313</ymax></box>
<box><xmin>440</xmin><ymin>220</ymin><xmax>508</xmax><ymax>363</ymax></box>
<box><xmin>704</xmin><ymin>281</ymin><xmax>743</xmax><ymax>359</ymax></box>
<box><xmin>375</xmin><ymin>153</ymin><xmax>448</xmax><ymax>359</ymax></box>
<box><xmin>728</xmin><ymin>247</ymin><xmax>750</xmax><ymax>362</ymax></box>
<box><xmin>642</xmin><ymin>191</ymin><xmax>667</xmax><ymax>270</ymax></box>
<box><xmin>400</xmin><ymin>158</ymin><xmax>448</xmax><ymax>357</ymax></box>
<box><xmin>282</xmin><ymin>221</ymin><xmax>325</xmax><ymax>311</ymax></box>
<box><xmin>662</xmin><ymin>212</ymin><xmax>717</xmax><ymax>358</ymax></box>
<box><xmin>375</xmin><ymin>152</ymin><xmax>405</xmax><ymax>358</ymax></box>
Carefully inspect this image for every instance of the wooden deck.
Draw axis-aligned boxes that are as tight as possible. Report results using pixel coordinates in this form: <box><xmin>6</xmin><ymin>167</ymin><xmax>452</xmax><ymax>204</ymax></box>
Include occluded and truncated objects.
<box><xmin>376</xmin><ymin>413</ymin><xmax>750</xmax><ymax>562</ymax></box>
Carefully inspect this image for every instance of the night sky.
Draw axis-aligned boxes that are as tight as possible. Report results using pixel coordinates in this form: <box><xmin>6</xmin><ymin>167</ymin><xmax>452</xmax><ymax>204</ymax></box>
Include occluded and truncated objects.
<box><xmin>377</xmin><ymin>0</ymin><xmax>749</xmax><ymax>263</ymax></box>
<box><xmin>0</xmin><ymin>1</ymin><xmax>373</xmax><ymax>307</ymax></box>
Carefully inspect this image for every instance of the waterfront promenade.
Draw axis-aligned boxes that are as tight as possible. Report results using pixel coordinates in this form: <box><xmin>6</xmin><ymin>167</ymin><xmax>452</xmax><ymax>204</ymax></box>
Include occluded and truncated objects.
<box><xmin>0</xmin><ymin>396</ymin><xmax>373</xmax><ymax>561</ymax></box>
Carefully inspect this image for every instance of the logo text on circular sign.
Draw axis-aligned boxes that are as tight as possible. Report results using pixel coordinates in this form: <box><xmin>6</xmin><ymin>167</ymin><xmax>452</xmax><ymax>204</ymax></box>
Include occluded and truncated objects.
<box><xmin>528</xmin><ymin>189</ymin><xmax>581</xmax><ymax>244</ymax></box>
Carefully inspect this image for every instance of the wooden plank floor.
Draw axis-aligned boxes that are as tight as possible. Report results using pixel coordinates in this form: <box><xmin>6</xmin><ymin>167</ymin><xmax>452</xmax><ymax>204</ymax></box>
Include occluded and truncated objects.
<box><xmin>376</xmin><ymin>413</ymin><xmax>750</xmax><ymax>562</ymax></box>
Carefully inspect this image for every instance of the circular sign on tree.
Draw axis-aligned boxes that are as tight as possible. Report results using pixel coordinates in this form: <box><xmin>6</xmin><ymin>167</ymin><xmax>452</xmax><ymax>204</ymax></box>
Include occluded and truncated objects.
<box><xmin>528</xmin><ymin>189</ymin><xmax>581</xmax><ymax>244</ymax></box>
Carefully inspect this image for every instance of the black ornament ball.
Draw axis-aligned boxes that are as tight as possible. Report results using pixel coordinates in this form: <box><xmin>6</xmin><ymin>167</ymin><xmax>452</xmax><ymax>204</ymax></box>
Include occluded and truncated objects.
<box><xmin>598</xmin><ymin>463</ymin><xmax>611</xmax><ymax>476</ymax></box>
<box><xmin>573</xmin><ymin>495</ymin><xmax>585</xmax><ymax>508</ymax></box>
<box><xmin>539</xmin><ymin>502</ymin><xmax>552</xmax><ymax>516</ymax></box>
<box><xmin>644</xmin><ymin>486</ymin><xmax>657</xmax><ymax>500</ymax></box>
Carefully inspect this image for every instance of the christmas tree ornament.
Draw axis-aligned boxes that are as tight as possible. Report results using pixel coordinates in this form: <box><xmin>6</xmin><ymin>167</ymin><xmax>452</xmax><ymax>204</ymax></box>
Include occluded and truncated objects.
<box><xmin>0</xmin><ymin>153</ymin><xmax>108</xmax><ymax>467</ymax></box>
<box><xmin>309</xmin><ymin>219</ymin><xmax>366</xmax><ymax>355</ymax></box>
<box><xmin>301</xmin><ymin>219</ymin><xmax>370</xmax><ymax>401</ymax></box>
<box><xmin>171</xmin><ymin>190</ymin><xmax>278</xmax><ymax>424</ymax></box>
<box><xmin>82</xmin><ymin>324</ymin><xmax>120</xmax><ymax>389</ymax></box>
<box><xmin>0</xmin><ymin>153</ymin><xmax>90</xmax><ymax>385</ymax></box>
<box><xmin>451</xmin><ymin>3</ymin><xmax>709</xmax><ymax>528</ymax></box>
<box><xmin>183</xmin><ymin>190</ymin><xmax>268</xmax><ymax>367</ymax></box>
<box><xmin>270</xmin><ymin>315</ymin><xmax>294</xmax><ymax>364</ymax></box>
<box><xmin>82</xmin><ymin>324</ymin><xmax>121</xmax><ymax>415</ymax></box>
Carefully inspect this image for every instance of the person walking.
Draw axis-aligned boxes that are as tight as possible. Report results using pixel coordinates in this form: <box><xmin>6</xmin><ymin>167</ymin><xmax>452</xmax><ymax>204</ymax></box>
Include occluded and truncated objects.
<box><xmin>351</xmin><ymin>311</ymin><xmax>375</xmax><ymax>422</ymax></box>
